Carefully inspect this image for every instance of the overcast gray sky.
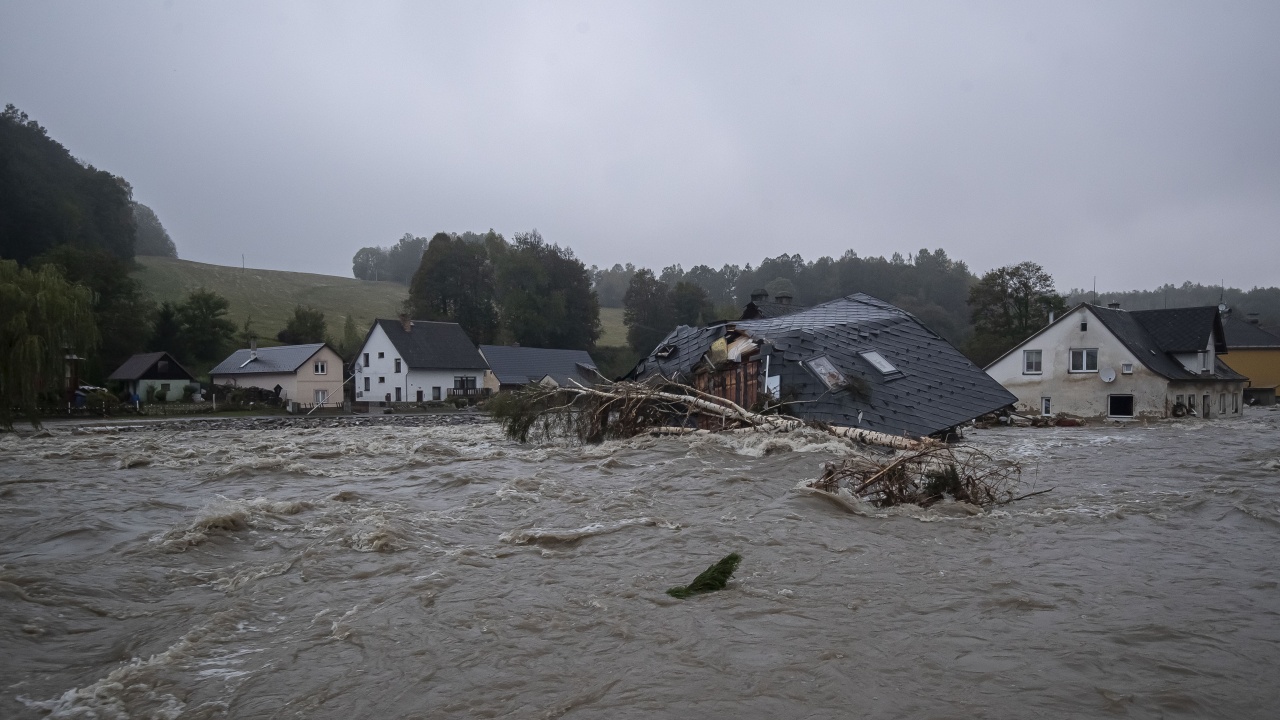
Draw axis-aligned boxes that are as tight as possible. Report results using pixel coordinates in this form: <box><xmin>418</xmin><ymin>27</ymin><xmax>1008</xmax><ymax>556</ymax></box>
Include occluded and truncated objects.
<box><xmin>3</xmin><ymin>1</ymin><xmax>1278</xmax><ymax>291</ymax></box>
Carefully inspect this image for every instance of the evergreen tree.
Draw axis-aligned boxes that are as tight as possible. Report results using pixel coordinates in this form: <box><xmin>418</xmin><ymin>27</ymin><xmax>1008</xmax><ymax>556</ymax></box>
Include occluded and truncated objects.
<box><xmin>277</xmin><ymin>305</ymin><xmax>327</xmax><ymax>345</ymax></box>
<box><xmin>965</xmin><ymin>262</ymin><xmax>1066</xmax><ymax>366</ymax></box>
<box><xmin>623</xmin><ymin>269</ymin><xmax>675</xmax><ymax>353</ymax></box>
<box><xmin>150</xmin><ymin>301</ymin><xmax>185</xmax><ymax>358</ymax></box>
<box><xmin>176</xmin><ymin>289</ymin><xmax>236</xmax><ymax>363</ymax></box>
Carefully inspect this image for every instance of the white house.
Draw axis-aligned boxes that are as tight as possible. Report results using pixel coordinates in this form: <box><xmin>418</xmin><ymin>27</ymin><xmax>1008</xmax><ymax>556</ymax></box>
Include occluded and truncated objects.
<box><xmin>986</xmin><ymin>303</ymin><xmax>1247</xmax><ymax>420</ymax></box>
<box><xmin>210</xmin><ymin>342</ymin><xmax>345</xmax><ymax>407</ymax></box>
<box><xmin>354</xmin><ymin>317</ymin><xmax>490</xmax><ymax>403</ymax></box>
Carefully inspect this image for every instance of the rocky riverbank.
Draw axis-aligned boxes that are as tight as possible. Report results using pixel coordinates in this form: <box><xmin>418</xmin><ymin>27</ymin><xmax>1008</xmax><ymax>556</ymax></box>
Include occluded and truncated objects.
<box><xmin>11</xmin><ymin>412</ymin><xmax>494</xmax><ymax>437</ymax></box>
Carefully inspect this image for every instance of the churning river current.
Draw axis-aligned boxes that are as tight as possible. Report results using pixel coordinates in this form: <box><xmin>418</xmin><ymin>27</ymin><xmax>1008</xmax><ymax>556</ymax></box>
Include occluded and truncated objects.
<box><xmin>2</xmin><ymin>412</ymin><xmax>1279</xmax><ymax>719</ymax></box>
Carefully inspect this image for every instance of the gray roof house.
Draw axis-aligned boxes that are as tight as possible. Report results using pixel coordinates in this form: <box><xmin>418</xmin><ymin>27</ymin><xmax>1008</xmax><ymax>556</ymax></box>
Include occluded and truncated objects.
<box><xmin>107</xmin><ymin>351</ymin><xmax>196</xmax><ymax>402</ymax></box>
<box><xmin>479</xmin><ymin>345</ymin><xmax>599</xmax><ymax>391</ymax></box>
<box><xmin>210</xmin><ymin>342</ymin><xmax>345</xmax><ymax>406</ymax></box>
<box><xmin>627</xmin><ymin>293</ymin><xmax>1016</xmax><ymax>439</ymax></box>
<box><xmin>353</xmin><ymin>318</ymin><xmax>490</xmax><ymax>403</ymax></box>
<box><xmin>985</xmin><ymin>303</ymin><xmax>1247</xmax><ymax>420</ymax></box>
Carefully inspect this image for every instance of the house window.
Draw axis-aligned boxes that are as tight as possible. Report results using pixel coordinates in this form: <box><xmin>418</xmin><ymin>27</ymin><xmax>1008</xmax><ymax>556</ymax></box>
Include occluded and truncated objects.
<box><xmin>1233</xmin><ymin>393</ymin><xmax>1240</xmax><ymax>413</ymax></box>
<box><xmin>1199</xmin><ymin>352</ymin><xmax>1208</xmax><ymax>372</ymax></box>
<box><xmin>378</xmin><ymin>376</ymin><xmax>385</xmax><ymax>384</ymax></box>
<box><xmin>395</xmin><ymin>387</ymin><xmax>402</xmax><ymax>402</ymax></box>
<box><xmin>1023</xmin><ymin>350</ymin><xmax>1043</xmax><ymax>374</ymax></box>
<box><xmin>314</xmin><ymin>389</ymin><xmax>329</xmax><ymax>405</ymax></box>
<box><xmin>1108</xmin><ymin>395</ymin><xmax>1134</xmax><ymax>417</ymax></box>
<box><xmin>394</xmin><ymin>358</ymin><xmax>402</xmax><ymax>373</ymax></box>
<box><xmin>364</xmin><ymin>377</ymin><xmax>370</xmax><ymax>392</ymax></box>
<box><xmin>1041</xmin><ymin>397</ymin><xmax>1051</xmax><ymax>416</ymax></box>
<box><xmin>1069</xmin><ymin>348</ymin><xmax>1098</xmax><ymax>373</ymax></box>
<box><xmin>378</xmin><ymin>352</ymin><xmax>384</xmax><ymax>359</ymax></box>
<box><xmin>161</xmin><ymin>383</ymin><xmax>171</xmax><ymax>392</ymax></box>
<box><xmin>1187</xmin><ymin>394</ymin><xmax>1196</xmax><ymax>412</ymax></box>
<box><xmin>1219</xmin><ymin>394</ymin><xmax>1226</xmax><ymax>415</ymax></box>
<box><xmin>314</xmin><ymin>361</ymin><xmax>327</xmax><ymax>375</ymax></box>
<box><xmin>1080</xmin><ymin>321</ymin><xmax>1088</xmax><ymax>331</ymax></box>
<box><xmin>1121</xmin><ymin>363</ymin><xmax>1133</xmax><ymax>374</ymax></box>
<box><xmin>859</xmin><ymin>351</ymin><xmax>898</xmax><ymax>375</ymax></box>
<box><xmin>363</xmin><ymin>353</ymin><xmax>369</xmax><ymax>366</ymax></box>
<box><xmin>1203</xmin><ymin>394</ymin><xmax>1211</xmax><ymax>418</ymax></box>
<box><xmin>433</xmin><ymin>386</ymin><xmax>441</xmax><ymax>401</ymax></box>
<box><xmin>804</xmin><ymin>356</ymin><xmax>848</xmax><ymax>390</ymax></box>
<box><xmin>454</xmin><ymin>376</ymin><xmax>477</xmax><ymax>390</ymax></box>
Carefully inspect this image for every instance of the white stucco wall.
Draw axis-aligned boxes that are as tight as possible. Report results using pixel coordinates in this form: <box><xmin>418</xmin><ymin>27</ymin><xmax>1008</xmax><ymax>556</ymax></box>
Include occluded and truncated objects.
<box><xmin>987</xmin><ymin>306</ymin><xmax>1185</xmax><ymax>419</ymax></box>
<box><xmin>353</xmin><ymin>323</ymin><xmax>484</xmax><ymax>403</ymax></box>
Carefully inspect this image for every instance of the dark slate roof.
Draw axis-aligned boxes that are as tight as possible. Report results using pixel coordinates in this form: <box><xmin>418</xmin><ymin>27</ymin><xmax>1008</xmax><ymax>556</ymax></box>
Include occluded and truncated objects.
<box><xmin>1088</xmin><ymin>305</ymin><xmax>1244</xmax><ymax>381</ymax></box>
<box><xmin>107</xmin><ymin>352</ymin><xmax>195</xmax><ymax>381</ymax></box>
<box><xmin>1222</xmin><ymin>316</ymin><xmax>1280</xmax><ymax>349</ymax></box>
<box><xmin>1127</xmin><ymin>306</ymin><xmax>1225</xmax><ymax>353</ymax></box>
<box><xmin>375</xmin><ymin>319</ymin><xmax>488</xmax><ymax>370</ymax></box>
<box><xmin>210</xmin><ymin>343</ymin><xmax>327</xmax><ymax>376</ymax></box>
<box><xmin>629</xmin><ymin>293</ymin><xmax>1016</xmax><ymax>438</ymax></box>
<box><xmin>479</xmin><ymin>345</ymin><xmax>598</xmax><ymax>386</ymax></box>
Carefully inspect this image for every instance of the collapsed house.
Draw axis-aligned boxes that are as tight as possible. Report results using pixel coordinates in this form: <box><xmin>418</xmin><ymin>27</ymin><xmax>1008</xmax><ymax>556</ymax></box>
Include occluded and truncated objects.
<box><xmin>626</xmin><ymin>293</ymin><xmax>1016</xmax><ymax>439</ymax></box>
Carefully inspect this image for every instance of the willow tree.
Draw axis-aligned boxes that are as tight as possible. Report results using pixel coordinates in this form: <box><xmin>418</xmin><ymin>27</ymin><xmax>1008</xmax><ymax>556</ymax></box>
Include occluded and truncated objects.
<box><xmin>0</xmin><ymin>260</ymin><xmax>99</xmax><ymax>428</ymax></box>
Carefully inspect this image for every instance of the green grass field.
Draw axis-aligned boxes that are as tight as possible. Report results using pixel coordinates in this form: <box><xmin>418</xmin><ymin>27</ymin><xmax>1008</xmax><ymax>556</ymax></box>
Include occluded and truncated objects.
<box><xmin>597</xmin><ymin>306</ymin><xmax>626</xmax><ymax>347</ymax></box>
<box><xmin>134</xmin><ymin>256</ymin><xmax>632</xmax><ymax>350</ymax></box>
<box><xmin>133</xmin><ymin>256</ymin><xmax>408</xmax><ymax>344</ymax></box>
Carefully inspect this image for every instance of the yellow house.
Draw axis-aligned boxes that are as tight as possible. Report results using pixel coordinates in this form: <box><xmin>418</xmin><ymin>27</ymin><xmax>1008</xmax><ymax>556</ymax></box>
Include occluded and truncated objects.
<box><xmin>1222</xmin><ymin>314</ymin><xmax>1280</xmax><ymax>405</ymax></box>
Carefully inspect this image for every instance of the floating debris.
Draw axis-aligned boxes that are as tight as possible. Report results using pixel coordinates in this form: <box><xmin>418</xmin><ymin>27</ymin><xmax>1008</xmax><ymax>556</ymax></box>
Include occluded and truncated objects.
<box><xmin>667</xmin><ymin>553</ymin><xmax>742</xmax><ymax>599</ymax></box>
<box><xmin>808</xmin><ymin>445</ymin><xmax>1025</xmax><ymax>509</ymax></box>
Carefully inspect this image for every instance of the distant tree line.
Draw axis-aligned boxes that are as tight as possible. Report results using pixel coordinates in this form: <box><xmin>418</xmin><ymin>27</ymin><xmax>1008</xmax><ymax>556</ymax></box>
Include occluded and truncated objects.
<box><xmin>405</xmin><ymin>229</ymin><xmax>600</xmax><ymax>351</ymax></box>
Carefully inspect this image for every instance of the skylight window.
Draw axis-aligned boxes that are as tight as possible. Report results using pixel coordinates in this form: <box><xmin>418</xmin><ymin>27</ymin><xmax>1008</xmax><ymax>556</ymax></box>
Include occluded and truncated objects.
<box><xmin>804</xmin><ymin>356</ymin><xmax>847</xmax><ymax>391</ymax></box>
<box><xmin>860</xmin><ymin>351</ymin><xmax>898</xmax><ymax>374</ymax></box>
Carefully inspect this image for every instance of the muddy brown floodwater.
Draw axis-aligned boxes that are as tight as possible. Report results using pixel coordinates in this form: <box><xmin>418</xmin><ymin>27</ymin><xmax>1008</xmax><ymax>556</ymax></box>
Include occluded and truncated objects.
<box><xmin>2</xmin><ymin>412</ymin><xmax>1279</xmax><ymax>719</ymax></box>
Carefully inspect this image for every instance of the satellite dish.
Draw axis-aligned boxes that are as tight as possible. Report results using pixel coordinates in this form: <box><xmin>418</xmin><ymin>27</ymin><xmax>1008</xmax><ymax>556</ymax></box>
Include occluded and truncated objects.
<box><xmin>1100</xmin><ymin>367</ymin><xmax>1116</xmax><ymax>382</ymax></box>
<box><xmin>1218</xmin><ymin>303</ymin><xmax>1228</xmax><ymax>314</ymax></box>
<box><xmin>354</xmin><ymin>362</ymin><xmax>362</xmax><ymax>372</ymax></box>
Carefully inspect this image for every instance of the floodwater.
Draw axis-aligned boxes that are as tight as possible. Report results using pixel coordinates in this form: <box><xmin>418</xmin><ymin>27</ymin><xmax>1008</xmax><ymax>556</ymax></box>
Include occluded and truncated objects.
<box><xmin>2</xmin><ymin>412</ymin><xmax>1279</xmax><ymax>719</ymax></box>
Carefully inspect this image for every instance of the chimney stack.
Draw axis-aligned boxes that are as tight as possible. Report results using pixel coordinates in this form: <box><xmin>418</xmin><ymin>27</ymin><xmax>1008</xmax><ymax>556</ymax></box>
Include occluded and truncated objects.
<box><xmin>399</xmin><ymin>314</ymin><xmax>412</xmax><ymax>332</ymax></box>
<box><xmin>1107</xmin><ymin>302</ymin><xmax>1121</xmax><ymax>310</ymax></box>
<box><xmin>774</xmin><ymin>291</ymin><xmax>793</xmax><ymax>306</ymax></box>
<box><xmin>750</xmin><ymin>289</ymin><xmax>769</xmax><ymax>303</ymax></box>
<box><xmin>1247</xmin><ymin>312</ymin><xmax>1260</xmax><ymax>325</ymax></box>
<box><xmin>250</xmin><ymin>336</ymin><xmax>257</xmax><ymax>358</ymax></box>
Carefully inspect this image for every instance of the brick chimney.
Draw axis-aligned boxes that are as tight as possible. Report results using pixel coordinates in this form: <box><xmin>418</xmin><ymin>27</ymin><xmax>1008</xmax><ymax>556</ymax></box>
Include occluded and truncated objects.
<box><xmin>1107</xmin><ymin>302</ymin><xmax>1121</xmax><ymax>309</ymax></box>
<box><xmin>250</xmin><ymin>336</ymin><xmax>257</xmax><ymax>358</ymax></box>
<box><xmin>750</xmin><ymin>289</ymin><xmax>769</xmax><ymax>303</ymax></box>
<box><xmin>399</xmin><ymin>314</ymin><xmax>412</xmax><ymax>332</ymax></box>
<box><xmin>775</xmin><ymin>291</ymin><xmax>793</xmax><ymax>306</ymax></box>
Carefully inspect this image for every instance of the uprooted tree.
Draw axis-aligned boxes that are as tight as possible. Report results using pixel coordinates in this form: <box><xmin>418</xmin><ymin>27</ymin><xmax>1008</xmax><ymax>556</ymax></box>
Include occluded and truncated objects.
<box><xmin>489</xmin><ymin>377</ymin><xmax>1033</xmax><ymax>509</ymax></box>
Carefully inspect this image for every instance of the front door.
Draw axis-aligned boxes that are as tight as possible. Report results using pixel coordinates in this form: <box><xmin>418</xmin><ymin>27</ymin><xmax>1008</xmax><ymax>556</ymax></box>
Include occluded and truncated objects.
<box><xmin>1203</xmin><ymin>394</ymin><xmax>1211</xmax><ymax>418</ymax></box>
<box><xmin>395</xmin><ymin>387</ymin><xmax>402</xmax><ymax>402</ymax></box>
<box><xmin>416</xmin><ymin>389</ymin><xmax>424</xmax><ymax>402</ymax></box>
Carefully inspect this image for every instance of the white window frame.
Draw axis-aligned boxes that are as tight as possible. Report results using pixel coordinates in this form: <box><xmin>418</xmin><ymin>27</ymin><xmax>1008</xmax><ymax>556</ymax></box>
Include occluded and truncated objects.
<box><xmin>1023</xmin><ymin>350</ymin><xmax>1043</xmax><ymax>375</ymax></box>
<box><xmin>314</xmin><ymin>361</ymin><xmax>327</xmax><ymax>375</ymax></box>
<box><xmin>314</xmin><ymin>389</ymin><xmax>329</xmax><ymax>405</ymax></box>
<box><xmin>1219</xmin><ymin>393</ymin><xmax>1226</xmax><ymax>414</ymax></box>
<box><xmin>1041</xmin><ymin>397</ymin><xmax>1051</xmax><ymax>416</ymax></box>
<box><xmin>378</xmin><ymin>376</ymin><xmax>385</xmax><ymax>384</ymax></box>
<box><xmin>1121</xmin><ymin>363</ymin><xmax>1133</xmax><ymax>375</ymax></box>
<box><xmin>1233</xmin><ymin>393</ymin><xmax>1240</xmax><ymax>413</ymax></box>
<box><xmin>394</xmin><ymin>358</ymin><xmax>402</xmax><ymax>373</ymax></box>
<box><xmin>859</xmin><ymin>351</ymin><xmax>898</xmax><ymax>375</ymax></box>
<box><xmin>1069</xmin><ymin>348</ymin><xmax>1098</xmax><ymax>373</ymax></box>
<box><xmin>804</xmin><ymin>356</ymin><xmax>848</xmax><ymax>390</ymax></box>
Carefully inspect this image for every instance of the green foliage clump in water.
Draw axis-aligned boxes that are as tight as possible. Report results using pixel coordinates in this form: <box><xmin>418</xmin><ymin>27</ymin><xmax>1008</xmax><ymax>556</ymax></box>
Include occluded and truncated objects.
<box><xmin>666</xmin><ymin>553</ymin><xmax>742</xmax><ymax>599</ymax></box>
<box><xmin>923</xmin><ymin>463</ymin><xmax>963</xmax><ymax>499</ymax></box>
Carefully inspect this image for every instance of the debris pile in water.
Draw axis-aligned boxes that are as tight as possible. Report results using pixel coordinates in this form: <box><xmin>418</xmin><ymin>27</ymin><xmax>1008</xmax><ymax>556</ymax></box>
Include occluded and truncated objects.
<box><xmin>809</xmin><ymin>445</ymin><xmax>1026</xmax><ymax>508</ymax></box>
<box><xmin>490</xmin><ymin>378</ymin><xmax>1030</xmax><ymax>509</ymax></box>
<box><xmin>667</xmin><ymin>553</ymin><xmax>742</xmax><ymax>599</ymax></box>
